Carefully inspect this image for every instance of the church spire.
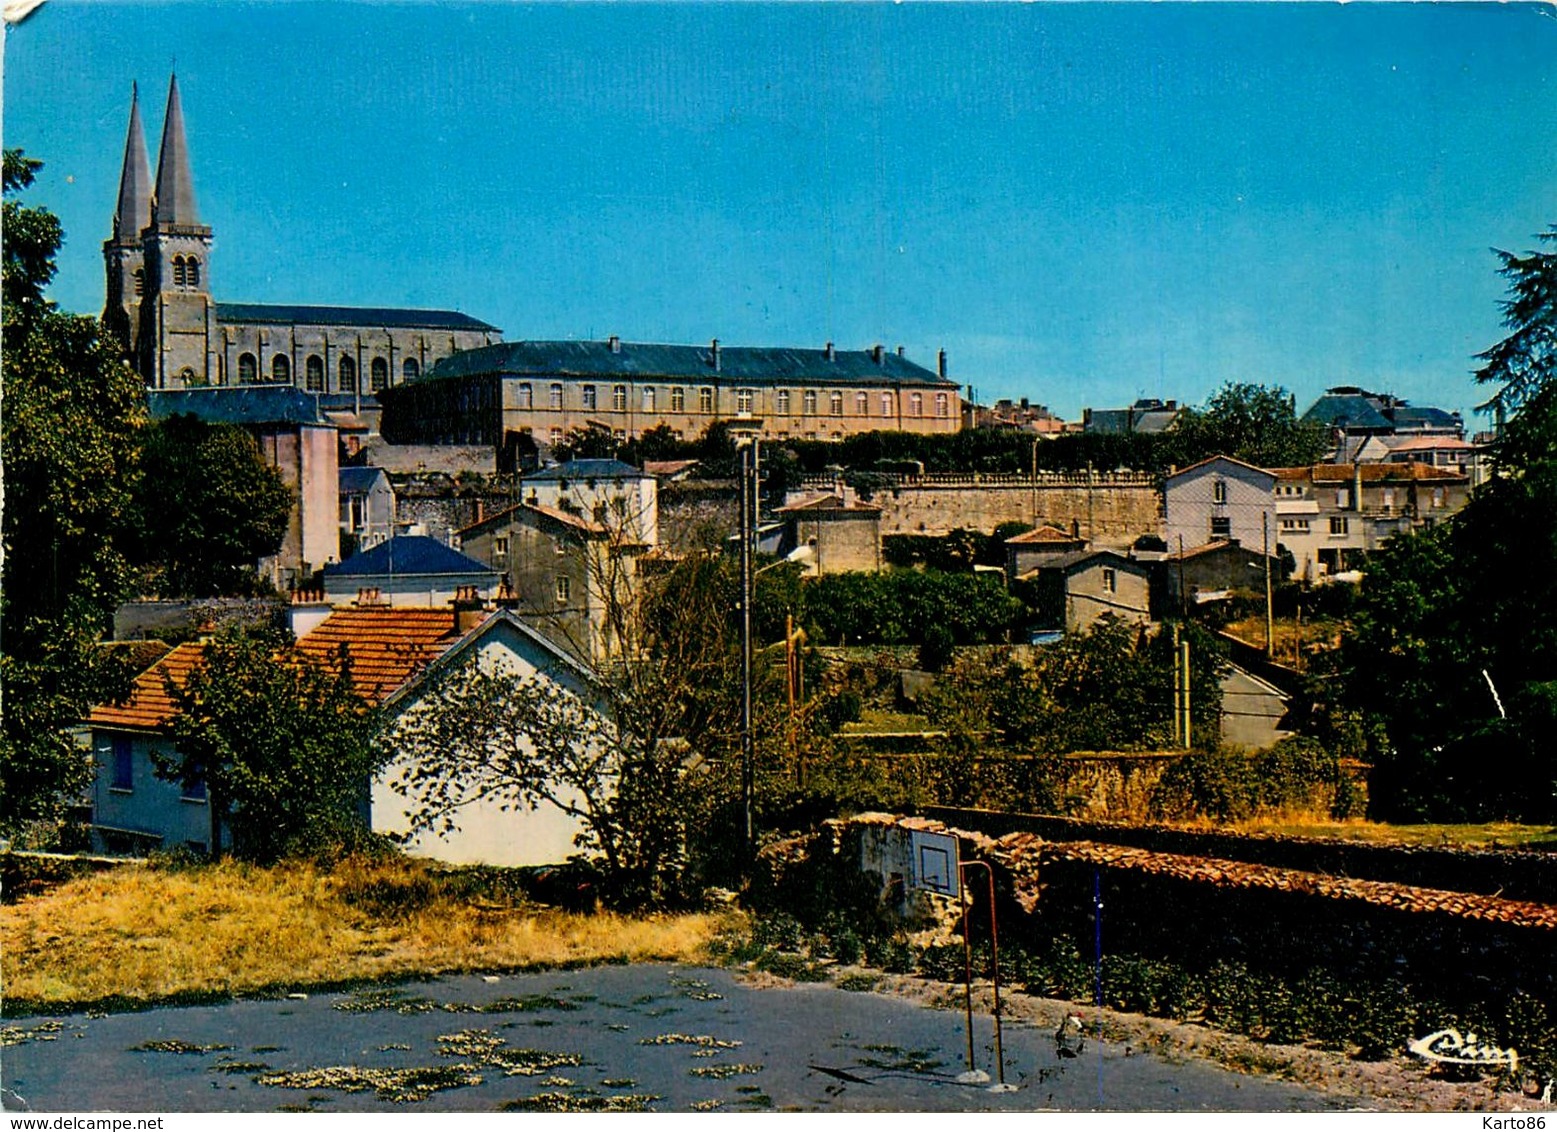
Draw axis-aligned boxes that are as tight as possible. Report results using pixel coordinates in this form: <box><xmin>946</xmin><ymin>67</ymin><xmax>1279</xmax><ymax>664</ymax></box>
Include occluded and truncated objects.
<box><xmin>111</xmin><ymin>81</ymin><xmax>151</xmax><ymax>242</ymax></box>
<box><xmin>151</xmin><ymin>73</ymin><xmax>200</xmax><ymax>226</ymax></box>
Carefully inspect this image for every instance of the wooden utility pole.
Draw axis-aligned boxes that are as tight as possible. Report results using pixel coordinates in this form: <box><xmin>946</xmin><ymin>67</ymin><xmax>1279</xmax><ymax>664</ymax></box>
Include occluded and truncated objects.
<box><xmin>1263</xmin><ymin>511</ymin><xmax>1274</xmax><ymax>660</ymax></box>
<box><xmin>1180</xmin><ymin>634</ymin><xmax>1192</xmax><ymax>749</ymax></box>
<box><xmin>1171</xmin><ymin>622</ymin><xmax>1182</xmax><ymax>747</ymax></box>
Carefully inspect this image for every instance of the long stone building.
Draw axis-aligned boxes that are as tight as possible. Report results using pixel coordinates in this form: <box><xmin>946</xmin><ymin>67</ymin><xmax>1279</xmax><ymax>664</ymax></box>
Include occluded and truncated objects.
<box><xmin>102</xmin><ymin>77</ymin><xmax>501</xmax><ymax>416</ymax></box>
<box><xmin>377</xmin><ymin>338</ymin><xmax>962</xmax><ymax>451</ymax></box>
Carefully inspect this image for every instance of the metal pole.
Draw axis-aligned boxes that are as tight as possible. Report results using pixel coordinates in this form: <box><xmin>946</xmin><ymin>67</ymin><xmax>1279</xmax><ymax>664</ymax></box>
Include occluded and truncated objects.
<box><xmin>961</xmin><ymin>861</ymin><xmax>1007</xmax><ymax>1086</ymax></box>
<box><xmin>959</xmin><ymin>868</ymin><xmax>976</xmax><ymax>1074</ymax></box>
<box><xmin>1171</xmin><ymin>622</ymin><xmax>1182</xmax><ymax>748</ymax></box>
<box><xmin>739</xmin><ymin>438</ymin><xmax>755</xmax><ymax>852</ymax></box>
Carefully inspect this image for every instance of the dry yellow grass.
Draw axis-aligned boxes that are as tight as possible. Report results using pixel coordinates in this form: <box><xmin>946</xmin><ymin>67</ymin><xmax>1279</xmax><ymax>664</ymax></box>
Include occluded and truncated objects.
<box><xmin>1</xmin><ymin>857</ymin><xmax>739</xmax><ymax>1011</ymax></box>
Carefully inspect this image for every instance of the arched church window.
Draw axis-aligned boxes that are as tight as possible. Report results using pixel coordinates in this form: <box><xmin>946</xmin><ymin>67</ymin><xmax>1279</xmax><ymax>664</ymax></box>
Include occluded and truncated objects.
<box><xmin>172</xmin><ymin>257</ymin><xmax>186</xmax><ymax>288</ymax></box>
<box><xmin>272</xmin><ymin>355</ymin><xmax>291</xmax><ymax>383</ymax></box>
<box><xmin>338</xmin><ymin>356</ymin><xmax>357</xmax><ymax>393</ymax></box>
<box><xmin>133</xmin><ymin>268</ymin><xmax>145</xmax><ymax>296</ymax></box>
<box><xmin>370</xmin><ymin>357</ymin><xmax>389</xmax><ymax>392</ymax></box>
<box><xmin>186</xmin><ymin>258</ymin><xmax>200</xmax><ymax>287</ymax></box>
<box><xmin>403</xmin><ymin>358</ymin><xmax>420</xmax><ymax>382</ymax></box>
<box><xmin>237</xmin><ymin>353</ymin><xmax>258</xmax><ymax>385</ymax></box>
<box><xmin>305</xmin><ymin>355</ymin><xmax>325</xmax><ymax>392</ymax></box>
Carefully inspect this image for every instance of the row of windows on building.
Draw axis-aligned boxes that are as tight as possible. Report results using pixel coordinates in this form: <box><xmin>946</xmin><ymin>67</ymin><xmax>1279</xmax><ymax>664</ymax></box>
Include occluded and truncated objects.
<box><xmin>514</xmin><ymin>382</ymin><xmax>952</xmax><ymax>419</ymax></box>
<box><xmin>233</xmin><ymin>352</ymin><xmax>422</xmax><ymax>391</ymax></box>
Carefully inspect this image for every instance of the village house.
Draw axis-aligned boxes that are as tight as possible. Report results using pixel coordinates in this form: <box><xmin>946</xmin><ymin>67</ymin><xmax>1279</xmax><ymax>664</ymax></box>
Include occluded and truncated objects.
<box><xmin>457</xmin><ymin>502</ymin><xmax>646</xmax><ymax>665</ymax></box>
<box><xmin>520</xmin><ymin>458</ymin><xmax>660</xmax><ymax>546</ymax></box>
<box><xmin>1023</xmin><ymin>549</ymin><xmax>1153</xmax><ymax>633</ymax></box>
<box><xmin>320</xmin><ymin>535</ymin><xmax>500</xmax><ymax>607</ymax></box>
<box><xmin>1163</xmin><ymin>455</ymin><xmax>1278</xmax><ymax>556</ymax></box>
<box><xmin>81</xmin><ymin>598</ymin><xmax>597</xmax><ymax>866</ymax></box>
<box><xmin>1158</xmin><ymin>538</ymin><xmax>1274</xmax><ymax>616</ymax></box>
<box><xmin>338</xmin><ymin>465</ymin><xmax>396</xmax><ymax>556</ymax></box>
<box><xmin>773</xmin><ymin>493</ymin><xmax>883</xmax><ymax>576</ymax></box>
<box><xmin>1003</xmin><ymin>523</ymin><xmax>1089</xmax><ymax>579</ymax></box>
<box><xmin>1272</xmin><ymin>461</ymin><xmax>1471</xmax><ymax>579</ymax></box>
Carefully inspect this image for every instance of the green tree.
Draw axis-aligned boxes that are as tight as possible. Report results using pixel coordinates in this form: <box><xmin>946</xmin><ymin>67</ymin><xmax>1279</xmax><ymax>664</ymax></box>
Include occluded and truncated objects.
<box><xmin>1169</xmin><ymin>382</ymin><xmax>1328</xmax><ymax>469</ymax></box>
<box><xmin>130</xmin><ymin>414</ymin><xmax>292</xmax><ymax>596</ymax></box>
<box><xmin>1337</xmin><ymin>232</ymin><xmax>1557</xmax><ymax>821</ymax></box>
<box><xmin>1476</xmin><ymin>224</ymin><xmax>1557</xmax><ymax>413</ymax></box>
<box><xmin>386</xmin><ymin>553</ymin><xmax>755</xmax><ymax>906</ymax></box>
<box><xmin>1</xmin><ymin>150</ymin><xmax>147</xmax><ymax>833</ymax></box>
<box><xmin>162</xmin><ymin>626</ymin><xmax>384</xmax><ymax>862</ymax></box>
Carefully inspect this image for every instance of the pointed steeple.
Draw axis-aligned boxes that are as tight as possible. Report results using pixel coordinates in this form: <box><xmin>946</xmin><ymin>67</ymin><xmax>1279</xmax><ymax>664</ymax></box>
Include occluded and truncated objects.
<box><xmin>111</xmin><ymin>82</ymin><xmax>152</xmax><ymax>242</ymax></box>
<box><xmin>152</xmin><ymin>74</ymin><xmax>200</xmax><ymax>227</ymax></box>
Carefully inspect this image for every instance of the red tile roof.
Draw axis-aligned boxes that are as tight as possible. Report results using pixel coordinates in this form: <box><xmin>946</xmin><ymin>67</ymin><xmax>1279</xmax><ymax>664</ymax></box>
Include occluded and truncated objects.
<box><xmin>1272</xmin><ymin>462</ymin><xmax>1466</xmax><ymax>484</ymax></box>
<box><xmin>776</xmin><ymin>493</ymin><xmax>881</xmax><ymax>514</ymax></box>
<box><xmin>295</xmin><ymin>607</ymin><xmax>462</xmax><ymax>705</ymax></box>
<box><xmin>86</xmin><ymin>642</ymin><xmax>209</xmax><ymax>732</ymax></box>
<box><xmin>86</xmin><ymin>609</ymin><xmax>467</xmax><ymax>732</ymax></box>
<box><xmin>1005</xmin><ymin>524</ymin><xmax>1085</xmax><ymax>545</ymax></box>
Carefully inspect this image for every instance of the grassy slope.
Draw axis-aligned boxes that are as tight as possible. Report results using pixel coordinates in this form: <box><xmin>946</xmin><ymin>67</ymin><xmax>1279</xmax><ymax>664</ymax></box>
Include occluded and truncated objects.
<box><xmin>0</xmin><ymin>857</ymin><xmax>737</xmax><ymax>1014</ymax></box>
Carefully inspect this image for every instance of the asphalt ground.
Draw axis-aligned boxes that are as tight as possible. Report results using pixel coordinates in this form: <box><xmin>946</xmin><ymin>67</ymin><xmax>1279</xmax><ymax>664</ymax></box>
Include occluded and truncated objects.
<box><xmin>0</xmin><ymin>964</ymin><xmax>1353</xmax><ymax>1113</ymax></box>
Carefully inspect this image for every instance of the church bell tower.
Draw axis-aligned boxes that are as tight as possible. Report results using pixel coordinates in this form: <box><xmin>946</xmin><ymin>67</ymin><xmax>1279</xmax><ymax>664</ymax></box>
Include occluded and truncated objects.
<box><xmin>136</xmin><ymin>74</ymin><xmax>216</xmax><ymax>388</ymax></box>
<box><xmin>102</xmin><ymin>83</ymin><xmax>151</xmax><ymax>358</ymax></box>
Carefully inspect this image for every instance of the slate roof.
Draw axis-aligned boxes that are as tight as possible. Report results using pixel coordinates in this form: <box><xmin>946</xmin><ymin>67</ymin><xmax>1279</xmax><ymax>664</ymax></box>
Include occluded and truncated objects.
<box><xmin>295</xmin><ymin>608</ymin><xmax>462</xmax><ymax>705</ymax></box>
<box><xmin>421</xmin><ymin>340</ymin><xmax>952</xmax><ymax>387</ymax></box>
<box><xmin>86</xmin><ymin>642</ymin><xmax>207</xmax><ymax>732</ymax></box>
<box><xmin>215</xmin><ymin>303</ymin><xmax>499</xmax><ymax>333</ymax></box>
<box><xmin>1040</xmin><ymin>549</ymin><xmax>1146</xmax><ymax>575</ymax></box>
<box><xmin>526</xmin><ymin>459</ymin><xmax>642</xmax><ymax>481</ymax></box>
<box><xmin>148</xmin><ymin>386</ymin><xmax>327</xmax><ymax>426</ymax></box>
<box><xmin>458</xmin><ymin>502</ymin><xmax>610</xmax><ymax>541</ymax></box>
<box><xmin>1388</xmin><ymin>405</ymin><xmax>1463</xmax><ymax>431</ymax></box>
<box><xmin>339</xmin><ymin>466</ymin><xmax>389</xmax><ymax>494</ymax></box>
<box><xmin>324</xmin><ymin>536</ymin><xmax>497</xmax><ymax>579</ymax></box>
<box><xmin>1301</xmin><ymin>392</ymin><xmax>1394</xmax><ymax>431</ymax></box>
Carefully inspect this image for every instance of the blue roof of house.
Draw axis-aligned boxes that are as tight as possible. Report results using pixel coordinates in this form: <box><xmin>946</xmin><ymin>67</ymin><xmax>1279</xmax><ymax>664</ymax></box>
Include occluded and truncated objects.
<box><xmin>324</xmin><ymin>536</ymin><xmax>495</xmax><ymax>578</ymax></box>
<box><xmin>216</xmin><ymin>303</ymin><xmax>499</xmax><ymax>333</ymax></box>
<box><xmin>339</xmin><ymin>466</ymin><xmax>388</xmax><ymax>494</ymax></box>
<box><xmin>419</xmin><ymin>340</ymin><xmax>953</xmax><ymax>387</ymax></box>
<box><xmin>1389</xmin><ymin>405</ymin><xmax>1461</xmax><ymax>429</ymax></box>
<box><xmin>1301</xmin><ymin>393</ymin><xmax>1392</xmax><ymax>431</ymax></box>
<box><xmin>526</xmin><ymin>459</ymin><xmax>642</xmax><ymax>481</ymax></box>
<box><xmin>148</xmin><ymin>386</ymin><xmax>327</xmax><ymax>426</ymax></box>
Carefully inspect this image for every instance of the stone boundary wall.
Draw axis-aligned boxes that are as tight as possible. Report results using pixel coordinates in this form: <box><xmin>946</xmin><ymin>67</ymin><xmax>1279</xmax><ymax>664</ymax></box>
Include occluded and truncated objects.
<box><xmin>926</xmin><ymin>806</ymin><xmax>1557</xmax><ymax>904</ymax></box>
<box><xmin>791</xmin><ymin>475</ymin><xmax>1163</xmax><ymax>544</ymax></box>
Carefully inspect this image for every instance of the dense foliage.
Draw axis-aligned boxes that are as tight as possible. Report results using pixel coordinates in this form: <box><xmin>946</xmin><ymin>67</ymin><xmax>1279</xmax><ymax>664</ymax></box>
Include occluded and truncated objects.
<box><xmin>1339</xmin><ymin>230</ymin><xmax>1557</xmax><ymax>822</ymax></box>
<box><xmin>130</xmin><ymin>414</ymin><xmax>292</xmax><ymax>596</ymax></box>
<box><xmin>162</xmin><ymin>626</ymin><xmax>385</xmax><ymax>862</ymax></box>
<box><xmin>0</xmin><ymin>151</ymin><xmax>147</xmax><ymax>833</ymax></box>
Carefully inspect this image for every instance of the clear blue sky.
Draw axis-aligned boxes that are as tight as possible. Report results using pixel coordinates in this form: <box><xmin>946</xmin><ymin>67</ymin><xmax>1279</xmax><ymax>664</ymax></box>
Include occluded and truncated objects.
<box><xmin>4</xmin><ymin>2</ymin><xmax>1554</xmax><ymax>420</ymax></box>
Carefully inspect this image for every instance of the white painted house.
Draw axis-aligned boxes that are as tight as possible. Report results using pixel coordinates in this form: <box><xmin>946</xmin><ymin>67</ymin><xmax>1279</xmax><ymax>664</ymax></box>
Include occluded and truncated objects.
<box><xmin>81</xmin><ymin>602</ymin><xmax>601</xmax><ymax>867</ymax></box>
<box><xmin>1163</xmin><ymin>455</ymin><xmax>1278</xmax><ymax>556</ymax></box>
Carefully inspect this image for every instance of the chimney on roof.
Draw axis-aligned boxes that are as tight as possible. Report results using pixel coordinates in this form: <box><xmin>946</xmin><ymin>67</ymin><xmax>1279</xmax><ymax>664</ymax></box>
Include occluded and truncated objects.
<box><xmin>354</xmin><ymin>587</ymin><xmax>386</xmax><ymax>607</ymax></box>
<box><xmin>609</xmin><ymin>335</ymin><xmax>621</xmax><ymax>354</ymax></box>
<box><xmin>896</xmin><ymin>345</ymin><xmax>904</xmax><ymax>357</ymax></box>
<box><xmin>938</xmin><ymin>349</ymin><xmax>947</xmax><ymax>379</ymax></box>
<box><xmin>495</xmin><ymin>575</ymin><xmax>520</xmax><ymax>610</ymax></box>
<box><xmin>451</xmin><ymin>585</ymin><xmax>487</xmax><ymax>635</ymax></box>
<box><xmin>289</xmin><ymin>587</ymin><xmax>333</xmax><ymax>638</ymax></box>
<box><xmin>710</xmin><ymin>338</ymin><xmax>721</xmax><ymax>372</ymax></box>
<box><xmin>824</xmin><ymin>341</ymin><xmax>835</xmax><ymax>362</ymax></box>
<box><xmin>872</xmin><ymin>344</ymin><xmax>884</xmax><ymax>365</ymax></box>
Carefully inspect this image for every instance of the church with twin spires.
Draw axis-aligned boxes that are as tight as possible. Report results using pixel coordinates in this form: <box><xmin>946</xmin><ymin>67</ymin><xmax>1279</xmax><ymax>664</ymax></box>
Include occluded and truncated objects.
<box><xmin>102</xmin><ymin>76</ymin><xmax>502</xmax><ymax>407</ymax></box>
